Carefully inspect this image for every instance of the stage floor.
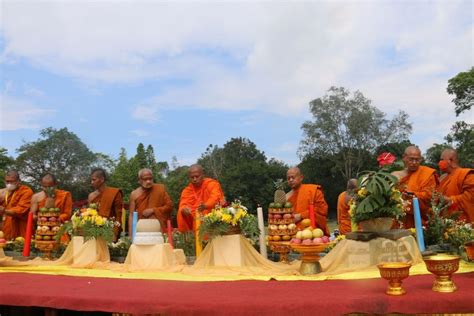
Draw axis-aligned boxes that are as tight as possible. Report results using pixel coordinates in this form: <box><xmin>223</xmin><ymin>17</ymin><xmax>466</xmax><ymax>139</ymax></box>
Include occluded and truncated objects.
<box><xmin>0</xmin><ymin>271</ymin><xmax>473</xmax><ymax>315</ymax></box>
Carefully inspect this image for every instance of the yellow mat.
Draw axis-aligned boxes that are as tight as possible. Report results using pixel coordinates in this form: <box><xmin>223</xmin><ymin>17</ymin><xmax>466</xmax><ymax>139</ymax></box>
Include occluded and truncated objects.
<box><xmin>1</xmin><ymin>260</ymin><xmax>473</xmax><ymax>282</ymax></box>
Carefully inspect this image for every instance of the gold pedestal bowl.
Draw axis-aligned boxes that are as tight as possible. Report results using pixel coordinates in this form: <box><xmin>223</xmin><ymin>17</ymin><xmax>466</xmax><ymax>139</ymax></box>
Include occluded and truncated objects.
<box><xmin>423</xmin><ymin>254</ymin><xmax>460</xmax><ymax>293</ymax></box>
<box><xmin>377</xmin><ymin>262</ymin><xmax>411</xmax><ymax>295</ymax></box>
<box><xmin>290</xmin><ymin>243</ymin><xmax>331</xmax><ymax>275</ymax></box>
<box><xmin>269</xmin><ymin>241</ymin><xmax>292</xmax><ymax>263</ymax></box>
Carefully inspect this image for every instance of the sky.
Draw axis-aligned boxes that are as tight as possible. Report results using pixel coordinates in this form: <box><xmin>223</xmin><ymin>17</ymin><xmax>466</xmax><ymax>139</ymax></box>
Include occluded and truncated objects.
<box><xmin>0</xmin><ymin>0</ymin><xmax>473</xmax><ymax>168</ymax></box>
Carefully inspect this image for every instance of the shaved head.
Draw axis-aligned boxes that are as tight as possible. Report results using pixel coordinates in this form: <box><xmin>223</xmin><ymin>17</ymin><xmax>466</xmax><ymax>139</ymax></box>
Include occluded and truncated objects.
<box><xmin>41</xmin><ymin>173</ymin><xmax>57</xmax><ymax>185</ymax></box>
<box><xmin>188</xmin><ymin>164</ymin><xmax>204</xmax><ymax>186</ymax></box>
<box><xmin>404</xmin><ymin>145</ymin><xmax>421</xmax><ymax>156</ymax></box>
<box><xmin>6</xmin><ymin>170</ymin><xmax>20</xmax><ymax>181</ymax></box>
<box><xmin>441</xmin><ymin>148</ymin><xmax>458</xmax><ymax>163</ymax></box>
<box><xmin>347</xmin><ymin>178</ymin><xmax>358</xmax><ymax>190</ymax></box>
<box><xmin>287</xmin><ymin>167</ymin><xmax>304</xmax><ymax>190</ymax></box>
<box><xmin>403</xmin><ymin>145</ymin><xmax>422</xmax><ymax>172</ymax></box>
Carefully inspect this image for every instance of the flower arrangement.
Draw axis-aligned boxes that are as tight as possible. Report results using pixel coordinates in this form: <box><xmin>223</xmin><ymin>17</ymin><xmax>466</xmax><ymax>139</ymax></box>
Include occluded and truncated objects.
<box><xmin>424</xmin><ymin>193</ymin><xmax>474</xmax><ymax>253</ymax></box>
<box><xmin>199</xmin><ymin>200</ymin><xmax>260</xmax><ymax>242</ymax></box>
<box><xmin>350</xmin><ymin>153</ymin><xmax>404</xmax><ymax>224</ymax></box>
<box><xmin>55</xmin><ymin>204</ymin><xmax>119</xmax><ymax>243</ymax></box>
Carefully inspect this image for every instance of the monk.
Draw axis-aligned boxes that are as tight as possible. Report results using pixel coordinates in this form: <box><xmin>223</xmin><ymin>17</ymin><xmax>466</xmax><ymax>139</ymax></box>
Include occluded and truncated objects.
<box><xmin>392</xmin><ymin>145</ymin><xmax>438</xmax><ymax>228</ymax></box>
<box><xmin>88</xmin><ymin>168</ymin><xmax>123</xmax><ymax>238</ymax></box>
<box><xmin>30</xmin><ymin>173</ymin><xmax>72</xmax><ymax>222</ymax></box>
<box><xmin>0</xmin><ymin>170</ymin><xmax>34</xmax><ymax>240</ymax></box>
<box><xmin>286</xmin><ymin>167</ymin><xmax>329</xmax><ymax>236</ymax></box>
<box><xmin>177</xmin><ymin>164</ymin><xmax>225</xmax><ymax>232</ymax></box>
<box><xmin>129</xmin><ymin>168</ymin><xmax>173</xmax><ymax>233</ymax></box>
<box><xmin>337</xmin><ymin>178</ymin><xmax>358</xmax><ymax>235</ymax></box>
<box><xmin>437</xmin><ymin>148</ymin><xmax>474</xmax><ymax>223</ymax></box>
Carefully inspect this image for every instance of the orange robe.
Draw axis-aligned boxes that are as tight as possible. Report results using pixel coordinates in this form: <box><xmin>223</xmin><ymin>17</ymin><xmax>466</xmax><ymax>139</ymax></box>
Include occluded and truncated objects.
<box><xmin>337</xmin><ymin>191</ymin><xmax>352</xmax><ymax>235</ymax></box>
<box><xmin>287</xmin><ymin>184</ymin><xmax>329</xmax><ymax>236</ymax></box>
<box><xmin>37</xmin><ymin>189</ymin><xmax>73</xmax><ymax>222</ymax></box>
<box><xmin>134</xmin><ymin>184</ymin><xmax>173</xmax><ymax>230</ymax></box>
<box><xmin>1</xmin><ymin>185</ymin><xmax>33</xmax><ymax>240</ymax></box>
<box><xmin>177</xmin><ymin>178</ymin><xmax>224</xmax><ymax>232</ymax></box>
<box><xmin>89</xmin><ymin>187</ymin><xmax>123</xmax><ymax>238</ymax></box>
<box><xmin>438</xmin><ymin>168</ymin><xmax>474</xmax><ymax>223</ymax></box>
<box><xmin>399</xmin><ymin>165</ymin><xmax>438</xmax><ymax>228</ymax></box>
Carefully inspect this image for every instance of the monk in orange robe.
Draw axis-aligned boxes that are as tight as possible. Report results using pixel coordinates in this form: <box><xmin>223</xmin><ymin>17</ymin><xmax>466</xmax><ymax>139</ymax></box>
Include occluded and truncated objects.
<box><xmin>177</xmin><ymin>164</ymin><xmax>225</xmax><ymax>232</ymax></box>
<box><xmin>337</xmin><ymin>178</ymin><xmax>358</xmax><ymax>235</ymax></box>
<box><xmin>437</xmin><ymin>148</ymin><xmax>474</xmax><ymax>223</ymax></box>
<box><xmin>0</xmin><ymin>170</ymin><xmax>34</xmax><ymax>240</ymax></box>
<box><xmin>129</xmin><ymin>168</ymin><xmax>173</xmax><ymax>233</ymax></box>
<box><xmin>88</xmin><ymin>168</ymin><xmax>123</xmax><ymax>239</ymax></box>
<box><xmin>392</xmin><ymin>146</ymin><xmax>438</xmax><ymax>228</ymax></box>
<box><xmin>30</xmin><ymin>173</ymin><xmax>72</xmax><ymax>222</ymax></box>
<box><xmin>286</xmin><ymin>167</ymin><xmax>329</xmax><ymax>236</ymax></box>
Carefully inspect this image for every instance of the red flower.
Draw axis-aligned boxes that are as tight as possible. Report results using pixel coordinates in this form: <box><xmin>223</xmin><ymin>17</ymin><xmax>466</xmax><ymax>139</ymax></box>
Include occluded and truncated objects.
<box><xmin>377</xmin><ymin>152</ymin><xmax>396</xmax><ymax>167</ymax></box>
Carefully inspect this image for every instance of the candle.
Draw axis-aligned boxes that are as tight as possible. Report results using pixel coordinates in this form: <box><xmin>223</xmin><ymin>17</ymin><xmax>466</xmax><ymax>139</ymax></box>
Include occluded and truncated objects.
<box><xmin>131</xmin><ymin>211</ymin><xmax>138</xmax><ymax>242</ymax></box>
<box><xmin>413</xmin><ymin>197</ymin><xmax>426</xmax><ymax>252</ymax></box>
<box><xmin>121</xmin><ymin>208</ymin><xmax>126</xmax><ymax>236</ymax></box>
<box><xmin>22</xmin><ymin>211</ymin><xmax>34</xmax><ymax>257</ymax></box>
<box><xmin>309</xmin><ymin>203</ymin><xmax>316</xmax><ymax>229</ymax></box>
<box><xmin>256</xmin><ymin>206</ymin><xmax>267</xmax><ymax>258</ymax></box>
<box><xmin>195</xmin><ymin>211</ymin><xmax>202</xmax><ymax>256</ymax></box>
<box><xmin>167</xmin><ymin>219</ymin><xmax>174</xmax><ymax>249</ymax></box>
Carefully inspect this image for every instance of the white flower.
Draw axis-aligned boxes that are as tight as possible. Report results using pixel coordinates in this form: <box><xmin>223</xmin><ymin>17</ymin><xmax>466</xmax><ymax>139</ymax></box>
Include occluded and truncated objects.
<box><xmin>228</xmin><ymin>207</ymin><xmax>236</xmax><ymax>215</ymax></box>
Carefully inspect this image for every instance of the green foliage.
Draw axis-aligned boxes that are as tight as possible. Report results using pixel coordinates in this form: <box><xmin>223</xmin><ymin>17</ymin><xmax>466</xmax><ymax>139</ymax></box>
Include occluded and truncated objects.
<box><xmin>14</xmin><ymin>127</ymin><xmax>96</xmax><ymax>200</ymax></box>
<box><xmin>351</xmin><ymin>169</ymin><xmax>404</xmax><ymax>224</ymax></box>
<box><xmin>164</xmin><ymin>165</ymin><xmax>190</xmax><ymax>217</ymax></box>
<box><xmin>447</xmin><ymin>67</ymin><xmax>474</xmax><ymax>116</ymax></box>
<box><xmin>0</xmin><ymin>147</ymin><xmax>14</xmax><ymax>187</ymax></box>
<box><xmin>445</xmin><ymin>121</ymin><xmax>474</xmax><ymax>167</ymax></box>
<box><xmin>173</xmin><ymin>231</ymin><xmax>196</xmax><ymax>257</ymax></box>
<box><xmin>299</xmin><ymin>87</ymin><xmax>412</xmax><ymax>180</ymax></box>
<box><xmin>108</xmin><ymin>237</ymin><xmax>132</xmax><ymax>257</ymax></box>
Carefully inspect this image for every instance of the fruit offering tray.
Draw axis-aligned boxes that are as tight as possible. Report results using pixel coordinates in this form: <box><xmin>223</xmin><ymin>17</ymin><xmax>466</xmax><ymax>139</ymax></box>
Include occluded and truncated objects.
<box><xmin>268</xmin><ymin>218</ymin><xmax>294</xmax><ymax>225</ymax></box>
<box><xmin>268</xmin><ymin>207</ymin><xmax>294</xmax><ymax>214</ymax></box>
<box><xmin>37</xmin><ymin>216</ymin><xmax>60</xmax><ymax>226</ymax></box>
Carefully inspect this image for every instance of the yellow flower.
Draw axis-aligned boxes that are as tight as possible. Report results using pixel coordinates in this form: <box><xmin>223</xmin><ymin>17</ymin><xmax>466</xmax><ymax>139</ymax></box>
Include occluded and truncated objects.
<box><xmin>221</xmin><ymin>213</ymin><xmax>232</xmax><ymax>224</ymax></box>
<box><xmin>357</xmin><ymin>188</ymin><xmax>367</xmax><ymax>197</ymax></box>
<box><xmin>88</xmin><ymin>209</ymin><xmax>98</xmax><ymax>216</ymax></box>
<box><xmin>95</xmin><ymin>216</ymin><xmax>105</xmax><ymax>226</ymax></box>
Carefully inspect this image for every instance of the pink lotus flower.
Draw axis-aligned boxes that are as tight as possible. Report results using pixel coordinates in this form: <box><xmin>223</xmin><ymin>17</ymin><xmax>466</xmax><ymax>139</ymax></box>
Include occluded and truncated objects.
<box><xmin>377</xmin><ymin>152</ymin><xmax>396</xmax><ymax>167</ymax></box>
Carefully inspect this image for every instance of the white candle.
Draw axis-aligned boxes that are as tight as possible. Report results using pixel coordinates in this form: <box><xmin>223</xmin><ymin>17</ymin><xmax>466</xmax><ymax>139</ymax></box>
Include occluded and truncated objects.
<box><xmin>257</xmin><ymin>206</ymin><xmax>267</xmax><ymax>258</ymax></box>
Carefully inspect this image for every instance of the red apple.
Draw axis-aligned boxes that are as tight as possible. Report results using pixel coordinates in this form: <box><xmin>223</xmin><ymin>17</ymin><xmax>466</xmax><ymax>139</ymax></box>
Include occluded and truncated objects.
<box><xmin>322</xmin><ymin>236</ymin><xmax>330</xmax><ymax>243</ymax></box>
<box><xmin>283</xmin><ymin>213</ymin><xmax>292</xmax><ymax>219</ymax></box>
<box><xmin>268</xmin><ymin>214</ymin><xmax>274</xmax><ymax>219</ymax></box>
<box><xmin>291</xmin><ymin>238</ymin><xmax>302</xmax><ymax>244</ymax></box>
<box><xmin>49</xmin><ymin>217</ymin><xmax>57</xmax><ymax>222</ymax></box>
<box><xmin>0</xmin><ymin>238</ymin><xmax>5</xmax><ymax>243</ymax></box>
<box><xmin>273</xmin><ymin>214</ymin><xmax>282</xmax><ymax>220</ymax></box>
<box><xmin>302</xmin><ymin>239</ymin><xmax>312</xmax><ymax>245</ymax></box>
<box><xmin>40</xmin><ymin>217</ymin><xmax>48</xmax><ymax>222</ymax></box>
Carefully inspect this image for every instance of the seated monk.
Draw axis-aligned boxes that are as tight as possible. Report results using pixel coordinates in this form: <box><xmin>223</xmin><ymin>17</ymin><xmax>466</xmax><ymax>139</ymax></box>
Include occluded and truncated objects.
<box><xmin>0</xmin><ymin>170</ymin><xmax>34</xmax><ymax>240</ymax></box>
<box><xmin>129</xmin><ymin>168</ymin><xmax>173</xmax><ymax>234</ymax></box>
<box><xmin>177</xmin><ymin>164</ymin><xmax>225</xmax><ymax>232</ymax></box>
<box><xmin>88</xmin><ymin>168</ymin><xmax>123</xmax><ymax>239</ymax></box>
<box><xmin>392</xmin><ymin>145</ymin><xmax>438</xmax><ymax>228</ymax></box>
<box><xmin>286</xmin><ymin>167</ymin><xmax>329</xmax><ymax>236</ymax></box>
<box><xmin>437</xmin><ymin>148</ymin><xmax>474</xmax><ymax>223</ymax></box>
<box><xmin>30</xmin><ymin>173</ymin><xmax>72</xmax><ymax>223</ymax></box>
<box><xmin>337</xmin><ymin>178</ymin><xmax>358</xmax><ymax>235</ymax></box>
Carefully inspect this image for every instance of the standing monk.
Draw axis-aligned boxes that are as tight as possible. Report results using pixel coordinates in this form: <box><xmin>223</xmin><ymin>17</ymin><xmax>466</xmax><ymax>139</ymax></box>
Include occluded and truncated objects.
<box><xmin>177</xmin><ymin>164</ymin><xmax>225</xmax><ymax>232</ymax></box>
<box><xmin>392</xmin><ymin>145</ymin><xmax>438</xmax><ymax>228</ymax></box>
<box><xmin>30</xmin><ymin>173</ymin><xmax>72</xmax><ymax>222</ymax></box>
<box><xmin>337</xmin><ymin>178</ymin><xmax>358</xmax><ymax>235</ymax></box>
<box><xmin>0</xmin><ymin>170</ymin><xmax>34</xmax><ymax>240</ymax></box>
<box><xmin>286</xmin><ymin>167</ymin><xmax>329</xmax><ymax>236</ymax></box>
<box><xmin>437</xmin><ymin>148</ymin><xmax>474</xmax><ymax>223</ymax></box>
<box><xmin>88</xmin><ymin>168</ymin><xmax>123</xmax><ymax>238</ymax></box>
<box><xmin>129</xmin><ymin>168</ymin><xmax>173</xmax><ymax>233</ymax></box>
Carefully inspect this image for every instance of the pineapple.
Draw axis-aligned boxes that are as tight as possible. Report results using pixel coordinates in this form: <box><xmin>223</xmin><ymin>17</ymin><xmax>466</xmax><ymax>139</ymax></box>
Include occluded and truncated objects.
<box><xmin>273</xmin><ymin>179</ymin><xmax>286</xmax><ymax>205</ymax></box>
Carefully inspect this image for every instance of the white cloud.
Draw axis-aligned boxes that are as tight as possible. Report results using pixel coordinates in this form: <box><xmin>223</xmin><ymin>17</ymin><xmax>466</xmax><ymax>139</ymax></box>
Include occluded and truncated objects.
<box><xmin>1</xmin><ymin>0</ymin><xmax>472</xmax><ymax>134</ymax></box>
<box><xmin>0</xmin><ymin>94</ymin><xmax>54</xmax><ymax>130</ymax></box>
<box><xmin>23</xmin><ymin>84</ymin><xmax>45</xmax><ymax>98</ymax></box>
<box><xmin>130</xmin><ymin>129</ymin><xmax>150</xmax><ymax>137</ymax></box>
<box><xmin>131</xmin><ymin>105</ymin><xmax>160</xmax><ymax>123</ymax></box>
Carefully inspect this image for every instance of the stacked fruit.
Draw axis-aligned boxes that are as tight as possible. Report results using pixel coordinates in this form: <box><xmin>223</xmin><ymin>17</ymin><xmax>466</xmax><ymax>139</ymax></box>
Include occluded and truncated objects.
<box><xmin>290</xmin><ymin>220</ymin><xmax>330</xmax><ymax>245</ymax></box>
<box><xmin>35</xmin><ymin>207</ymin><xmax>61</xmax><ymax>244</ymax></box>
<box><xmin>0</xmin><ymin>231</ymin><xmax>5</xmax><ymax>248</ymax></box>
<box><xmin>267</xmin><ymin>202</ymin><xmax>298</xmax><ymax>242</ymax></box>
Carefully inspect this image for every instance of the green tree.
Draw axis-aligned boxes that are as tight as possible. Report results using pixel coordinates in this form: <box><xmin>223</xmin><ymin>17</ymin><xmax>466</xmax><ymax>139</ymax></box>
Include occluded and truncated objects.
<box><xmin>164</xmin><ymin>165</ymin><xmax>190</xmax><ymax>220</ymax></box>
<box><xmin>109</xmin><ymin>148</ymin><xmax>137</xmax><ymax>201</ymax></box>
<box><xmin>445</xmin><ymin>121</ymin><xmax>474</xmax><ymax>167</ymax></box>
<box><xmin>375</xmin><ymin>140</ymin><xmax>412</xmax><ymax>160</ymax></box>
<box><xmin>447</xmin><ymin>67</ymin><xmax>474</xmax><ymax>116</ymax></box>
<box><xmin>0</xmin><ymin>147</ymin><xmax>15</xmax><ymax>187</ymax></box>
<box><xmin>425</xmin><ymin>143</ymin><xmax>451</xmax><ymax>169</ymax></box>
<box><xmin>299</xmin><ymin>86</ymin><xmax>412</xmax><ymax>180</ymax></box>
<box><xmin>14</xmin><ymin>127</ymin><xmax>96</xmax><ymax>199</ymax></box>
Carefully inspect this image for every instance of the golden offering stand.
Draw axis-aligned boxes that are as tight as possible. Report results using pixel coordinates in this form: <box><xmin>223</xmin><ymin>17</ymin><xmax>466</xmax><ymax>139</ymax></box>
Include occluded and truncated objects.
<box><xmin>35</xmin><ymin>240</ymin><xmax>58</xmax><ymax>259</ymax></box>
<box><xmin>269</xmin><ymin>241</ymin><xmax>291</xmax><ymax>263</ymax></box>
<box><xmin>290</xmin><ymin>243</ymin><xmax>331</xmax><ymax>275</ymax></box>
<box><xmin>377</xmin><ymin>262</ymin><xmax>411</xmax><ymax>295</ymax></box>
<box><xmin>423</xmin><ymin>254</ymin><xmax>460</xmax><ymax>293</ymax></box>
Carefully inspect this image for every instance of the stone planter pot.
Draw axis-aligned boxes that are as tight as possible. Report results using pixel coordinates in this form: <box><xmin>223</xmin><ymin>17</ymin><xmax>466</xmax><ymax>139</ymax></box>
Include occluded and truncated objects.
<box><xmin>359</xmin><ymin>217</ymin><xmax>394</xmax><ymax>233</ymax></box>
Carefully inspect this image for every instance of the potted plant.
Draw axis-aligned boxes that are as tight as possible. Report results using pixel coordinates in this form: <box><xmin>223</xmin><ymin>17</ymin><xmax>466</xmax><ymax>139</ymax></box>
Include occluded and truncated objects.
<box><xmin>350</xmin><ymin>153</ymin><xmax>404</xmax><ymax>232</ymax></box>
<box><xmin>199</xmin><ymin>200</ymin><xmax>260</xmax><ymax>242</ymax></box>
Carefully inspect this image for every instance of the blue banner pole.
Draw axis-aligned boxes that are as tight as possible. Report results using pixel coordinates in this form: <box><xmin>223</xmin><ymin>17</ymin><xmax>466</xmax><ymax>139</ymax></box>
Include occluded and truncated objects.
<box><xmin>413</xmin><ymin>197</ymin><xmax>426</xmax><ymax>252</ymax></box>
